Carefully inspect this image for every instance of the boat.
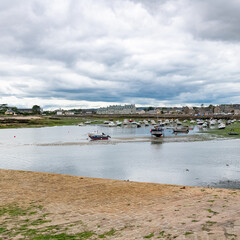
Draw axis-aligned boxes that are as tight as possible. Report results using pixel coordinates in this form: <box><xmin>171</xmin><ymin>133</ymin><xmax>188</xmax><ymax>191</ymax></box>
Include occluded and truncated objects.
<box><xmin>202</xmin><ymin>122</ymin><xmax>208</xmax><ymax>128</ymax></box>
<box><xmin>123</xmin><ymin>119</ymin><xmax>129</xmax><ymax>125</ymax></box>
<box><xmin>218</xmin><ymin>123</ymin><xmax>226</xmax><ymax>129</ymax></box>
<box><xmin>197</xmin><ymin>120</ymin><xmax>204</xmax><ymax>125</ymax></box>
<box><xmin>78</xmin><ymin>123</ymin><xmax>84</xmax><ymax>126</ymax></box>
<box><xmin>108</xmin><ymin>121</ymin><xmax>116</xmax><ymax>127</ymax></box>
<box><xmin>210</xmin><ymin>119</ymin><xmax>216</xmax><ymax>125</ymax></box>
<box><xmin>151</xmin><ymin>120</ymin><xmax>157</xmax><ymax>125</ymax></box>
<box><xmin>88</xmin><ymin>132</ymin><xmax>111</xmax><ymax>140</ymax></box>
<box><xmin>116</xmin><ymin>121</ymin><xmax>122</xmax><ymax>126</ymax></box>
<box><xmin>150</xmin><ymin>126</ymin><xmax>163</xmax><ymax>137</ymax></box>
<box><xmin>173</xmin><ymin>127</ymin><xmax>189</xmax><ymax>133</ymax></box>
<box><xmin>228</xmin><ymin>132</ymin><xmax>239</xmax><ymax>135</ymax></box>
<box><xmin>136</xmin><ymin>123</ymin><xmax>141</xmax><ymax>128</ymax></box>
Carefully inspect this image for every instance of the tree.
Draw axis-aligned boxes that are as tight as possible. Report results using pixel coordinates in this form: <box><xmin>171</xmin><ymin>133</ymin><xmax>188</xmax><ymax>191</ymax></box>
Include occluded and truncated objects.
<box><xmin>32</xmin><ymin>105</ymin><xmax>41</xmax><ymax>114</ymax></box>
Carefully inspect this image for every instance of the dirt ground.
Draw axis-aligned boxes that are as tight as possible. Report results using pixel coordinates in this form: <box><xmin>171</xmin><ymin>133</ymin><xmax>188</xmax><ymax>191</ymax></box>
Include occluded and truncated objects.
<box><xmin>1</xmin><ymin>169</ymin><xmax>240</xmax><ymax>239</ymax></box>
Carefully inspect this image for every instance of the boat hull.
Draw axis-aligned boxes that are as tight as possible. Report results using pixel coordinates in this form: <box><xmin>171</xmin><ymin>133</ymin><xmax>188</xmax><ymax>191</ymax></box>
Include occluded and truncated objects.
<box><xmin>173</xmin><ymin>127</ymin><xmax>189</xmax><ymax>133</ymax></box>
<box><xmin>150</xmin><ymin>127</ymin><xmax>163</xmax><ymax>137</ymax></box>
<box><xmin>88</xmin><ymin>133</ymin><xmax>111</xmax><ymax>140</ymax></box>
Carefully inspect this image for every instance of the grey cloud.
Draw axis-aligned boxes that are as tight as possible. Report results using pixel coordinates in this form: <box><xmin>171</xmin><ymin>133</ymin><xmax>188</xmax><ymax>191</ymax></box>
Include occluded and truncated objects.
<box><xmin>185</xmin><ymin>0</ymin><xmax>240</xmax><ymax>41</ymax></box>
<box><xmin>0</xmin><ymin>0</ymin><xmax>240</xmax><ymax>109</ymax></box>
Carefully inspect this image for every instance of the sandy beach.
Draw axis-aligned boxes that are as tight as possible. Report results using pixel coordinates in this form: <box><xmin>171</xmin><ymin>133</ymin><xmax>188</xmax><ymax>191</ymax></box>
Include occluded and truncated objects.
<box><xmin>0</xmin><ymin>169</ymin><xmax>240</xmax><ymax>239</ymax></box>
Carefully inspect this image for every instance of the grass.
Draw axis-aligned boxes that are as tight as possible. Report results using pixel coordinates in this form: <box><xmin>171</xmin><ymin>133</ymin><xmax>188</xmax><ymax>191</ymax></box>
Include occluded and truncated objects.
<box><xmin>0</xmin><ymin>203</ymin><xmax>122</xmax><ymax>239</ymax></box>
<box><xmin>207</xmin><ymin>209</ymin><xmax>219</xmax><ymax>215</ymax></box>
<box><xmin>144</xmin><ymin>233</ymin><xmax>154</xmax><ymax>238</ymax></box>
<box><xmin>0</xmin><ymin>116</ymin><xmax>104</xmax><ymax>129</ymax></box>
<box><xmin>98</xmin><ymin>228</ymin><xmax>116</xmax><ymax>238</ymax></box>
<box><xmin>205</xmin><ymin>121</ymin><xmax>240</xmax><ymax>138</ymax></box>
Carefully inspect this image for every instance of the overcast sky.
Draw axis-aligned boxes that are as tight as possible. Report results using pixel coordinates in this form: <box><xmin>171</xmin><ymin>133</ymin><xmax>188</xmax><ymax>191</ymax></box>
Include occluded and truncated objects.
<box><xmin>1</xmin><ymin>0</ymin><xmax>240</xmax><ymax>109</ymax></box>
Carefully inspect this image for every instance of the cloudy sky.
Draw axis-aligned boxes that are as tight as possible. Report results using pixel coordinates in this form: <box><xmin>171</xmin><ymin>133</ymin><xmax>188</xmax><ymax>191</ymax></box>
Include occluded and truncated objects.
<box><xmin>1</xmin><ymin>0</ymin><xmax>240</xmax><ymax>109</ymax></box>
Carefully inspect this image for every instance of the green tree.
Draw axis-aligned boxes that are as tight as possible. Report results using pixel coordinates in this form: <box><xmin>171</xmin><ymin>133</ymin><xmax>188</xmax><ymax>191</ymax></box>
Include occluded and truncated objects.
<box><xmin>32</xmin><ymin>105</ymin><xmax>41</xmax><ymax>114</ymax></box>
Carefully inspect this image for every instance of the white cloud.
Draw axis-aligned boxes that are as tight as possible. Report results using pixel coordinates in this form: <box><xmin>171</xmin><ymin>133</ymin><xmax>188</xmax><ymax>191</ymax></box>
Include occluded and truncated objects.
<box><xmin>0</xmin><ymin>0</ymin><xmax>240</xmax><ymax>109</ymax></box>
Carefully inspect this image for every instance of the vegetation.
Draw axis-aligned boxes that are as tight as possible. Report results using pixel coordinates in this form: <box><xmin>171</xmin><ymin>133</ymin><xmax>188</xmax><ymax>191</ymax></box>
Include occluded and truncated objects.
<box><xmin>0</xmin><ymin>117</ymin><xmax>88</xmax><ymax>129</ymax></box>
<box><xmin>32</xmin><ymin>105</ymin><xmax>41</xmax><ymax>115</ymax></box>
<box><xmin>0</xmin><ymin>203</ymin><xmax>119</xmax><ymax>239</ymax></box>
<box><xmin>205</xmin><ymin>121</ymin><xmax>240</xmax><ymax>138</ymax></box>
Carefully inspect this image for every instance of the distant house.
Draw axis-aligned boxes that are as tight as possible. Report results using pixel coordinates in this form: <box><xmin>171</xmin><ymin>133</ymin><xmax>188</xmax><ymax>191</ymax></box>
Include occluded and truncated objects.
<box><xmin>18</xmin><ymin>108</ymin><xmax>33</xmax><ymax>114</ymax></box>
<box><xmin>56</xmin><ymin>110</ymin><xmax>63</xmax><ymax>115</ymax></box>
<box><xmin>136</xmin><ymin>110</ymin><xmax>146</xmax><ymax>114</ymax></box>
<box><xmin>234</xmin><ymin>109</ymin><xmax>240</xmax><ymax>115</ymax></box>
<box><xmin>5</xmin><ymin>109</ymin><xmax>16</xmax><ymax>115</ymax></box>
<box><xmin>65</xmin><ymin>111</ymin><xmax>75</xmax><ymax>115</ymax></box>
<box><xmin>97</xmin><ymin>104</ymin><xmax>136</xmax><ymax>114</ymax></box>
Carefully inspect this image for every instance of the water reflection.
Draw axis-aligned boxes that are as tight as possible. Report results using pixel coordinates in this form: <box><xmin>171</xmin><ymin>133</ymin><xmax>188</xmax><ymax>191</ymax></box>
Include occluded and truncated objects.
<box><xmin>150</xmin><ymin>140</ymin><xmax>163</xmax><ymax>145</ymax></box>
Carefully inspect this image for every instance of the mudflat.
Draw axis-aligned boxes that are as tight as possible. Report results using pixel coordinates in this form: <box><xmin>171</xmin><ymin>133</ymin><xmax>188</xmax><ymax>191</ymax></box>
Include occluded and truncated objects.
<box><xmin>0</xmin><ymin>169</ymin><xmax>240</xmax><ymax>239</ymax></box>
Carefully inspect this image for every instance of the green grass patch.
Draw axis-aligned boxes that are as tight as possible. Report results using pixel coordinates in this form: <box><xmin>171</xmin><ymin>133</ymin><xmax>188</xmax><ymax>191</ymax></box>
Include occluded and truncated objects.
<box><xmin>144</xmin><ymin>233</ymin><xmax>154</xmax><ymax>238</ymax></box>
<box><xmin>29</xmin><ymin>231</ymin><xmax>95</xmax><ymax>240</ymax></box>
<box><xmin>0</xmin><ymin>204</ymin><xmax>29</xmax><ymax>217</ymax></box>
<box><xmin>98</xmin><ymin>228</ymin><xmax>116</xmax><ymax>238</ymax></box>
<box><xmin>30</xmin><ymin>218</ymin><xmax>51</xmax><ymax>226</ymax></box>
<box><xmin>207</xmin><ymin>209</ymin><xmax>219</xmax><ymax>215</ymax></box>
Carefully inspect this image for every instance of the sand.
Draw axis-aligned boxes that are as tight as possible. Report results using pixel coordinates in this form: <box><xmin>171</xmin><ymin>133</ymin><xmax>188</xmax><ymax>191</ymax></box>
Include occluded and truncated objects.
<box><xmin>0</xmin><ymin>169</ymin><xmax>240</xmax><ymax>239</ymax></box>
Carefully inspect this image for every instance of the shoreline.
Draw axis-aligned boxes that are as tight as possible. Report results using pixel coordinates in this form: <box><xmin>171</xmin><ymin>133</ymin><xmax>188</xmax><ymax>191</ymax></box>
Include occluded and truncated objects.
<box><xmin>1</xmin><ymin>169</ymin><xmax>240</xmax><ymax>239</ymax></box>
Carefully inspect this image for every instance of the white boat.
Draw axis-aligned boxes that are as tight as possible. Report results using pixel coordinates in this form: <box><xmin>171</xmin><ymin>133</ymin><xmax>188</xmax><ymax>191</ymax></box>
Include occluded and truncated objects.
<box><xmin>143</xmin><ymin>120</ymin><xmax>149</xmax><ymax>126</ymax></box>
<box><xmin>197</xmin><ymin>120</ymin><xmax>204</xmax><ymax>125</ymax></box>
<box><xmin>108</xmin><ymin>121</ymin><xmax>116</xmax><ymax>127</ymax></box>
<box><xmin>218</xmin><ymin>123</ymin><xmax>226</xmax><ymax>129</ymax></box>
<box><xmin>176</xmin><ymin>120</ymin><xmax>182</xmax><ymax>125</ymax></box>
<box><xmin>202</xmin><ymin>122</ymin><xmax>208</xmax><ymax>128</ymax></box>
<box><xmin>190</xmin><ymin>120</ymin><xmax>196</xmax><ymax>124</ymax></box>
<box><xmin>210</xmin><ymin>119</ymin><xmax>216</xmax><ymax>125</ymax></box>
<box><xmin>166</xmin><ymin>119</ymin><xmax>172</xmax><ymax>125</ymax></box>
<box><xmin>151</xmin><ymin>120</ymin><xmax>156</xmax><ymax>125</ymax></box>
<box><xmin>123</xmin><ymin>119</ymin><xmax>129</xmax><ymax>125</ymax></box>
<box><xmin>116</xmin><ymin>121</ymin><xmax>122</xmax><ymax>126</ymax></box>
<box><xmin>173</xmin><ymin>127</ymin><xmax>189</xmax><ymax>133</ymax></box>
<box><xmin>78</xmin><ymin>122</ymin><xmax>84</xmax><ymax>126</ymax></box>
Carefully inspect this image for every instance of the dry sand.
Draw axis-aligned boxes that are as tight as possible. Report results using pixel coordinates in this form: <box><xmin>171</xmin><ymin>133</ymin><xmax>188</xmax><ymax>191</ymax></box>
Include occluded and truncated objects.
<box><xmin>1</xmin><ymin>169</ymin><xmax>240</xmax><ymax>239</ymax></box>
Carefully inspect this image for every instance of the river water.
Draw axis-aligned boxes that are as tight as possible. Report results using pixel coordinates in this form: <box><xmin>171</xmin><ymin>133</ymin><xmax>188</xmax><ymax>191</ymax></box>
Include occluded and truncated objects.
<box><xmin>0</xmin><ymin>125</ymin><xmax>240</xmax><ymax>188</ymax></box>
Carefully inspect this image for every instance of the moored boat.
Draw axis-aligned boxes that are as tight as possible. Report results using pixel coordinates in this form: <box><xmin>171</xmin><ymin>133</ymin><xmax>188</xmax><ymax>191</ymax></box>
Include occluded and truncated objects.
<box><xmin>88</xmin><ymin>132</ymin><xmax>111</xmax><ymax>140</ymax></box>
<box><xmin>218</xmin><ymin>123</ymin><xmax>226</xmax><ymax>129</ymax></box>
<box><xmin>150</xmin><ymin>126</ymin><xmax>163</xmax><ymax>137</ymax></box>
<box><xmin>228</xmin><ymin>132</ymin><xmax>239</xmax><ymax>135</ymax></box>
<box><xmin>173</xmin><ymin>127</ymin><xmax>189</xmax><ymax>133</ymax></box>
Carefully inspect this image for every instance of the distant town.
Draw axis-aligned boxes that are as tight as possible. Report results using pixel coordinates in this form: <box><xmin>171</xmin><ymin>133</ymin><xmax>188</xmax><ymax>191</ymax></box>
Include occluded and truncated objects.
<box><xmin>1</xmin><ymin>103</ymin><xmax>240</xmax><ymax>117</ymax></box>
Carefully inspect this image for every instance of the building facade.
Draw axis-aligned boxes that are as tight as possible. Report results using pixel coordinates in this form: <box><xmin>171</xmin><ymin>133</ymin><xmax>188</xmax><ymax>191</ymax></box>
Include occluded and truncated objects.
<box><xmin>97</xmin><ymin>104</ymin><xmax>136</xmax><ymax>114</ymax></box>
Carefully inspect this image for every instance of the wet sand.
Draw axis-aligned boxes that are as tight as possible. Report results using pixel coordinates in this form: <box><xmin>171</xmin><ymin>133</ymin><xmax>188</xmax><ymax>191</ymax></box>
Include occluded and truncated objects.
<box><xmin>1</xmin><ymin>169</ymin><xmax>240</xmax><ymax>239</ymax></box>
<box><xmin>32</xmin><ymin>134</ymin><xmax>217</xmax><ymax>147</ymax></box>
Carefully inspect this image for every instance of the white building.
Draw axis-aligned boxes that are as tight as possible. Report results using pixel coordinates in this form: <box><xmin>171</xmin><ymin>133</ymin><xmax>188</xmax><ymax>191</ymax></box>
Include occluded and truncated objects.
<box><xmin>97</xmin><ymin>104</ymin><xmax>136</xmax><ymax>114</ymax></box>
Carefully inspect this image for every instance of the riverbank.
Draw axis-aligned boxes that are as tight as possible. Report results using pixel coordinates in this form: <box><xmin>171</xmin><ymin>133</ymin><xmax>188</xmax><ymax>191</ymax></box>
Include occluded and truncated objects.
<box><xmin>0</xmin><ymin>169</ymin><xmax>240</xmax><ymax>239</ymax></box>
